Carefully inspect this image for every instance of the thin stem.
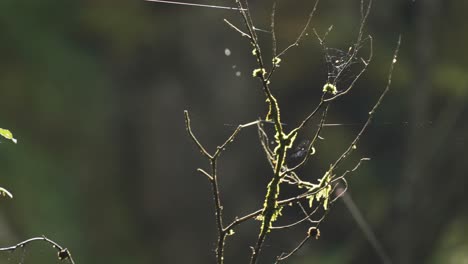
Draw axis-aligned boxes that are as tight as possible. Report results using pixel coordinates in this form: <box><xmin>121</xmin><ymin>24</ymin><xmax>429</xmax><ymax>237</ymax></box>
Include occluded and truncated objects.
<box><xmin>0</xmin><ymin>236</ymin><xmax>76</xmax><ymax>264</ymax></box>
<box><xmin>275</xmin><ymin>236</ymin><xmax>311</xmax><ymax>263</ymax></box>
<box><xmin>145</xmin><ymin>0</ymin><xmax>246</xmax><ymax>11</ymax></box>
<box><xmin>330</xmin><ymin>158</ymin><xmax>370</xmax><ymax>185</ymax></box>
<box><xmin>210</xmin><ymin>159</ymin><xmax>225</xmax><ymax>264</ymax></box>
<box><xmin>270</xmin><ymin>205</ymin><xmax>321</xmax><ymax>230</ymax></box>
<box><xmin>327</xmin><ymin>0</ymin><xmax>372</xmax><ymax>87</ymax></box>
<box><xmin>197</xmin><ymin>168</ymin><xmax>214</xmax><ymax>181</ymax></box>
<box><xmin>271</xmin><ymin>1</ymin><xmax>278</xmax><ymax>57</ymax></box>
<box><xmin>184</xmin><ymin>110</ymin><xmax>212</xmax><ymax>159</ymax></box>
<box><xmin>276</xmin><ymin>0</ymin><xmax>320</xmax><ymax>58</ymax></box>
<box><xmin>284</xmin><ymin>102</ymin><xmax>328</xmax><ymax>174</ymax></box>
<box><xmin>224</xmin><ymin>19</ymin><xmax>251</xmax><ymax>39</ymax></box>
<box><xmin>332</xmin><ymin>35</ymin><xmax>401</xmax><ymax>170</ymax></box>
<box><xmin>184</xmin><ymin>110</ymin><xmax>268</xmax><ymax>264</ymax></box>
<box><xmin>224</xmin><ymin>209</ymin><xmax>263</xmax><ymax>231</ymax></box>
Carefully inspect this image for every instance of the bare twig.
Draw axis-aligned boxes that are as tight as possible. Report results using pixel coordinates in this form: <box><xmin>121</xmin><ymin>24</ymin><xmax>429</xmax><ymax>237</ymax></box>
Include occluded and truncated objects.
<box><xmin>284</xmin><ymin>102</ymin><xmax>329</xmax><ymax>173</ymax></box>
<box><xmin>275</xmin><ymin>235</ymin><xmax>311</xmax><ymax>263</ymax></box>
<box><xmin>197</xmin><ymin>168</ymin><xmax>214</xmax><ymax>181</ymax></box>
<box><xmin>0</xmin><ymin>236</ymin><xmax>76</xmax><ymax>264</ymax></box>
<box><xmin>276</xmin><ymin>0</ymin><xmax>320</xmax><ymax>58</ymax></box>
<box><xmin>184</xmin><ymin>110</ymin><xmax>271</xmax><ymax>264</ymax></box>
<box><xmin>332</xmin><ymin>35</ymin><xmax>401</xmax><ymax>170</ymax></box>
<box><xmin>271</xmin><ymin>204</ymin><xmax>322</xmax><ymax>230</ymax></box>
<box><xmin>271</xmin><ymin>1</ymin><xmax>278</xmax><ymax>57</ymax></box>
<box><xmin>145</xmin><ymin>0</ymin><xmax>246</xmax><ymax>11</ymax></box>
<box><xmin>224</xmin><ymin>19</ymin><xmax>251</xmax><ymax>39</ymax></box>
<box><xmin>184</xmin><ymin>110</ymin><xmax>212</xmax><ymax>159</ymax></box>
<box><xmin>328</xmin><ymin>0</ymin><xmax>372</xmax><ymax>88</ymax></box>
<box><xmin>331</xmin><ymin>158</ymin><xmax>370</xmax><ymax>185</ymax></box>
<box><xmin>265</xmin><ymin>0</ymin><xmax>320</xmax><ymax>83</ymax></box>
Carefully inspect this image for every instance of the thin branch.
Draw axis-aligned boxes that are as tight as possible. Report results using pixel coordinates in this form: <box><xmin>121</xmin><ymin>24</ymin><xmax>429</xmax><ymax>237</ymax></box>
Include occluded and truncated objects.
<box><xmin>275</xmin><ymin>235</ymin><xmax>311</xmax><ymax>263</ymax></box>
<box><xmin>283</xmin><ymin>102</ymin><xmax>328</xmax><ymax>174</ymax></box>
<box><xmin>331</xmin><ymin>158</ymin><xmax>370</xmax><ymax>184</ymax></box>
<box><xmin>0</xmin><ymin>187</ymin><xmax>13</xmax><ymax>199</ymax></box>
<box><xmin>257</xmin><ymin>122</ymin><xmax>275</xmax><ymax>168</ymax></box>
<box><xmin>214</xmin><ymin>119</ymin><xmax>264</xmax><ymax>158</ymax></box>
<box><xmin>274</xmin><ymin>205</ymin><xmax>328</xmax><ymax>263</ymax></box>
<box><xmin>328</xmin><ymin>0</ymin><xmax>372</xmax><ymax>87</ymax></box>
<box><xmin>0</xmin><ymin>236</ymin><xmax>76</xmax><ymax>264</ymax></box>
<box><xmin>223</xmin><ymin>183</ymin><xmax>333</xmax><ymax>234</ymax></box>
<box><xmin>222</xmin><ymin>155</ymin><xmax>366</xmax><ymax>237</ymax></box>
<box><xmin>332</xmin><ymin>35</ymin><xmax>401</xmax><ymax>170</ymax></box>
<box><xmin>232</xmin><ymin>2</ymin><xmax>294</xmax><ymax>263</ymax></box>
<box><xmin>277</xmin><ymin>184</ymin><xmax>338</xmax><ymax>207</ymax></box>
<box><xmin>294</xmin><ymin>94</ymin><xmax>326</xmax><ymax>132</ymax></box>
<box><xmin>210</xmin><ymin>159</ymin><xmax>225</xmax><ymax>264</ymax></box>
<box><xmin>197</xmin><ymin>168</ymin><xmax>214</xmax><ymax>181</ymax></box>
<box><xmin>330</xmin><ymin>177</ymin><xmax>348</xmax><ymax>203</ymax></box>
<box><xmin>276</xmin><ymin>0</ymin><xmax>320</xmax><ymax>58</ymax></box>
<box><xmin>145</xmin><ymin>0</ymin><xmax>246</xmax><ymax>11</ymax></box>
<box><xmin>271</xmin><ymin>1</ymin><xmax>278</xmax><ymax>57</ymax></box>
<box><xmin>184</xmin><ymin>110</ymin><xmax>262</xmax><ymax>160</ymax></box>
<box><xmin>241</xmin><ymin>0</ymin><xmax>259</xmax><ymax>43</ymax></box>
<box><xmin>185</xmin><ymin>110</ymin><xmax>272</xmax><ymax>264</ymax></box>
<box><xmin>313</xmin><ymin>25</ymin><xmax>334</xmax><ymax>46</ymax></box>
<box><xmin>265</xmin><ymin>0</ymin><xmax>320</xmax><ymax>82</ymax></box>
<box><xmin>224</xmin><ymin>209</ymin><xmax>263</xmax><ymax>232</ymax></box>
<box><xmin>271</xmin><ymin>203</ymin><xmax>321</xmax><ymax>230</ymax></box>
<box><xmin>236</xmin><ymin>0</ymin><xmax>276</xmax><ymax>100</ymax></box>
<box><xmin>184</xmin><ymin>110</ymin><xmax>212</xmax><ymax>159</ymax></box>
<box><xmin>224</xmin><ymin>19</ymin><xmax>251</xmax><ymax>39</ymax></box>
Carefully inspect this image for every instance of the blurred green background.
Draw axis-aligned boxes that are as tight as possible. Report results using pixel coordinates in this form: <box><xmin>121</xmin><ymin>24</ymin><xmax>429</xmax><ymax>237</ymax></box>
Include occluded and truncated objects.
<box><xmin>0</xmin><ymin>0</ymin><xmax>467</xmax><ymax>263</ymax></box>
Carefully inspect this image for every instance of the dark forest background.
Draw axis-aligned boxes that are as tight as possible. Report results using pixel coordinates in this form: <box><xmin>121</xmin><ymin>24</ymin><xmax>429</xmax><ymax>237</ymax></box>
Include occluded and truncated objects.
<box><xmin>0</xmin><ymin>0</ymin><xmax>467</xmax><ymax>263</ymax></box>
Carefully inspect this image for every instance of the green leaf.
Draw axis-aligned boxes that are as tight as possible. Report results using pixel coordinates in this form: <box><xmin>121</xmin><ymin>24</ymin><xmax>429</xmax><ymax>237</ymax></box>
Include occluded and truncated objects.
<box><xmin>0</xmin><ymin>128</ymin><xmax>17</xmax><ymax>144</ymax></box>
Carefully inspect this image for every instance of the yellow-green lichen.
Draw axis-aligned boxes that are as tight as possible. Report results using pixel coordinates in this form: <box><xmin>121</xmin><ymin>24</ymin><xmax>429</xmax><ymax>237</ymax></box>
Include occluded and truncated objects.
<box><xmin>272</xmin><ymin>57</ymin><xmax>282</xmax><ymax>67</ymax></box>
<box><xmin>252</xmin><ymin>68</ymin><xmax>266</xmax><ymax>78</ymax></box>
<box><xmin>323</xmin><ymin>83</ymin><xmax>338</xmax><ymax>95</ymax></box>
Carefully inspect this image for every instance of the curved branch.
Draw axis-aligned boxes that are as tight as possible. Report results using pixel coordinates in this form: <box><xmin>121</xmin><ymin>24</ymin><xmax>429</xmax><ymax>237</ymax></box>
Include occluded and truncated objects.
<box><xmin>0</xmin><ymin>236</ymin><xmax>76</xmax><ymax>264</ymax></box>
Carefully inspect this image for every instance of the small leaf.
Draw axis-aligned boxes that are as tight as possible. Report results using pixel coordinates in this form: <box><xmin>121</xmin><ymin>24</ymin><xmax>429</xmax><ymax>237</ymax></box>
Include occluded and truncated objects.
<box><xmin>0</xmin><ymin>128</ymin><xmax>17</xmax><ymax>144</ymax></box>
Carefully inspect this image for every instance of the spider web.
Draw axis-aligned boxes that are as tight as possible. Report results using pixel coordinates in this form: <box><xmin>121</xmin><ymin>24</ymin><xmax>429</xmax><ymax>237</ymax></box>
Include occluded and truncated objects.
<box><xmin>314</xmin><ymin>23</ymin><xmax>371</xmax><ymax>95</ymax></box>
<box><xmin>324</xmin><ymin>47</ymin><xmax>359</xmax><ymax>85</ymax></box>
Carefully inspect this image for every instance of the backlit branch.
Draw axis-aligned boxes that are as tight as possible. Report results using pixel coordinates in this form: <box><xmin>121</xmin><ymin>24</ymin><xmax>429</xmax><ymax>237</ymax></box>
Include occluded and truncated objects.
<box><xmin>0</xmin><ymin>236</ymin><xmax>76</xmax><ymax>264</ymax></box>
